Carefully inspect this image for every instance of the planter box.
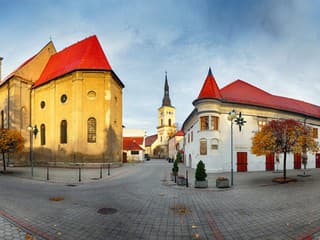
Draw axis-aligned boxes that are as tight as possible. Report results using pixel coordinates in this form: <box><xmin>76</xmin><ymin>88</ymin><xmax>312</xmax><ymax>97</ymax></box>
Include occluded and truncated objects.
<box><xmin>177</xmin><ymin>176</ymin><xmax>186</xmax><ymax>186</ymax></box>
<box><xmin>216</xmin><ymin>178</ymin><xmax>230</xmax><ymax>188</ymax></box>
<box><xmin>194</xmin><ymin>180</ymin><xmax>208</xmax><ymax>188</ymax></box>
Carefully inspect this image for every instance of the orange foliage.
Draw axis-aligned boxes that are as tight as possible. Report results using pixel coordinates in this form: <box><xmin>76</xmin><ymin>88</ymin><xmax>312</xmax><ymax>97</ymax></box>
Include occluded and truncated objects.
<box><xmin>251</xmin><ymin>119</ymin><xmax>318</xmax><ymax>156</ymax></box>
<box><xmin>0</xmin><ymin>128</ymin><xmax>25</xmax><ymax>154</ymax></box>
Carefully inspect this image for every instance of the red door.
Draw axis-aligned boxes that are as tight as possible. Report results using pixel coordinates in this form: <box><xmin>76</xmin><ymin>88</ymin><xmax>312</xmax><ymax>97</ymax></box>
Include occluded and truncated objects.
<box><xmin>265</xmin><ymin>153</ymin><xmax>275</xmax><ymax>171</ymax></box>
<box><xmin>237</xmin><ymin>152</ymin><xmax>247</xmax><ymax>172</ymax></box>
<box><xmin>294</xmin><ymin>153</ymin><xmax>301</xmax><ymax>169</ymax></box>
<box><xmin>316</xmin><ymin>153</ymin><xmax>320</xmax><ymax>168</ymax></box>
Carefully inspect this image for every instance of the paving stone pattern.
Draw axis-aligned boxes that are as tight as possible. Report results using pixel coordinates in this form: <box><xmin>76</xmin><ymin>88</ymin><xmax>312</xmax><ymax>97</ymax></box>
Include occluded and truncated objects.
<box><xmin>1</xmin><ymin>161</ymin><xmax>320</xmax><ymax>239</ymax></box>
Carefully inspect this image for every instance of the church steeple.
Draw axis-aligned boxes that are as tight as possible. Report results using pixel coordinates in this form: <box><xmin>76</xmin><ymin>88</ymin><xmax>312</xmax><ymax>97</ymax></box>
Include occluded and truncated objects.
<box><xmin>162</xmin><ymin>72</ymin><xmax>172</xmax><ymax>107</ymax></box>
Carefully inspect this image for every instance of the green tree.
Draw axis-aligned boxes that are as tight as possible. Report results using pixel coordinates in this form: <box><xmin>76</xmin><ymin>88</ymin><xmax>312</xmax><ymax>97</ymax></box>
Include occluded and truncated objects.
<box><xmin>176</xmin><ymin>151</ymin><xmax>182</xmax><ymax>162</ymax></box>
<box><xmin>0</xmin><ymin>128</ymin><xmax>24</xmax><ymax>172</ymax></box>
<box><xmin>251</xmin><ymin>119</ymin><xmax>318</xmax><ymax>180</ymax></box>
<box><xmin>195</xmin><ymin>160</ymin><xmax>207</xmax><ymax>181</ymax></box>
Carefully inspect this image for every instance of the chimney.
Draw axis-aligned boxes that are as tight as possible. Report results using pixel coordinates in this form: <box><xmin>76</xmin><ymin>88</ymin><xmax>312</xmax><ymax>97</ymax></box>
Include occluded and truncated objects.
<box><xmin>0</xmin><ymin>57</ymin><xmax>3</xmax><ymax>81</ymax></box>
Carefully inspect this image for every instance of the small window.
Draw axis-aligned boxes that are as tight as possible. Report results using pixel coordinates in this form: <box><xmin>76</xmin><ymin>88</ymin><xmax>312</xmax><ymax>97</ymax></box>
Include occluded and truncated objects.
<box><xmin>40</xmin><ymin>101</ymin><xmax>46</xmax><ymax>109</ymax></box>
<box><xmin>188</xmin><ymin>133</ymin><xmax>190</xmax><ymax>143</ymax></box>
<box><xmin>191</xmin><ymin>131</ymin><xmax>193</xmax><ymax>142</ymax></box>
<box><xmin>87</xmin><ymin>117</ymin><xmax>96</xmax><ymax>143</ymax></box>
<box><xmin>313</xmin><ymin>128</ymin><xmax>318</xmax><ymax>139</ymax></box>
<box><xmin>87</xmin><ymin>91</ymin><xmax>96</xmax><ymax>100</ymax></box>
<box><xmin>60</xmin><ymin>94</ymin><xmax>67</xmax><ymax>103</ymax></box>
<box><xmin>168</xmin><ymin>119</ymin><xmax>171</xmax><ymax>126</ymax></box>
<box><xmin>60</xmin><ymin>120</ymin><xmax>67</xmax><ymax>144</ymax></box>
<box><xmin>161</xmin><ymin>119</ymin><xmax>163</xmax><ymax>126</ymax></box>
<box><xmin>211</xmin><ymin>116</ymin><xmax>219</xmax><ymax>130</ymax></box>
<box><xmin>200</xmin><ymin>139</ymin><xmax>207</xmax><ymax>155</ymax></box>
<box><xmin>200</xmin><ymin>116</ymin><xmax>209</xmax><ymax>130</ymax></box>
<box><xmin>131</xmin><ymin>150</ymin><xmax>139</xmax><ymax>155</ymax></box>
<box><xmin>211</xmin><ymin>138</ymin><xmax>219</xmax><ymax>150</ymax></box>
<box><xmin>258</xmin><ymin>119</ymin><xmax>267</xmax><ymax>131</ymax></box>
<box><xmin>41</xmin><ymin>124</ymin><xmax>46</xmax><ymax>145</ymax></box>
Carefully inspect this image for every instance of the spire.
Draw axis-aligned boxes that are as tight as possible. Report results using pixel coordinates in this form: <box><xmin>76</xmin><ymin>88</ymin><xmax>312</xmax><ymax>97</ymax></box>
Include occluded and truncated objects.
<box><xmin>197</xmin><ymin>67</ymin><xmax>222</xmax><ymax>100</ymax></box>
<box><xmin>162</xmin><ymin>71</ymin><xmax>172</xmax><ymax>107</ymax></box>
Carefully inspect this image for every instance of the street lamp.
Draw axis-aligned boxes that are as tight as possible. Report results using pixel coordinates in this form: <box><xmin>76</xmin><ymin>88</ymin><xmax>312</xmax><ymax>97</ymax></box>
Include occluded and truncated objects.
<box><xmin>27</xmin><ymin>125</ymin><xmax>38</xmax><ymax>177</ymax></box>
<box><xmin>228</xmin><ymin>110</ymin><xmax>237</xmax><ymax>186</ymax></box>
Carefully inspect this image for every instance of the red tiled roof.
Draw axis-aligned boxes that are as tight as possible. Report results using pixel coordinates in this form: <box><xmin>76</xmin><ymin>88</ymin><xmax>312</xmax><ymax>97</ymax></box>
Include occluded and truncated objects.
<box><xmin>145</xmin><ymin>134</ymin><xmax>158</xmax><ymax>147</ymax></box>
<box><xmin>195</xmin><ymin>70</ymin><xmax>320</xmax><ymax>119</ymax></box>
<box><xmin>197</xmin><ymin>68</ymin><xmax>222</xmax><ymax>100</ymax></box>
<box><xmin>220</xmin><ymin>80</ymin><xmax>320</xmax><ymax>118</ymax></box>
<box><xmin>123</xmin><ymin>137</ymin><xmax>144</xmax><ymax>151</ymax></box>
<box><xmin>174</xmin><ymin>130</ymin><xmax>184</xmax><ymax>137</ymax></box>
<box><xmin>34</xmin><ymin>35</ymin><xmax>112</xmax><ymax>87</ymax></box>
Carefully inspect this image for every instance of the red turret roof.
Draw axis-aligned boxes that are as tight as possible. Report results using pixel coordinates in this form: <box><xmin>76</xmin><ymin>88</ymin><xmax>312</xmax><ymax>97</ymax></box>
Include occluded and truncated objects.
<box><xmin>197</xmin><ymin>68</ymin><xmax>222</xmax><ymax>100</ymax></box>
<box><xmin>34</xmin><ymin>35</ymin><xmax>112</xmax><ymax>87</ymax></box>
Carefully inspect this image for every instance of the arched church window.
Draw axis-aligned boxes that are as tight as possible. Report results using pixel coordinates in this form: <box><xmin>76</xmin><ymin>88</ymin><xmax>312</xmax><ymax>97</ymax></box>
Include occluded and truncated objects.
<box><xmin>60</xmin><ymin>120</ymin><xmax>67</xmax><ymax>144</ymax></box>
<box><xmin>168</xmin><ymin>119</ymin><xmax>171</xmax><ymax>126</ymax></box>
<box><xmin>161</xmin><ymin>119</ymin><xmax>163</xmax><ymax>126</ymax></box>
<box><xmin>41</xmin><ymin>124</ymin><xmax>46</xmax><ymax>145</ymax></box>
<box><xmin>87</xmin><ymin>117</ymin><xmax>96</xmax><ymax>143</ymax></box>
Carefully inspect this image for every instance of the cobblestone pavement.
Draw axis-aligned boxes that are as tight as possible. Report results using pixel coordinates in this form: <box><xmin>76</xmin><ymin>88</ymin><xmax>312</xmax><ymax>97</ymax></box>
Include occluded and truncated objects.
<box><xmin>1</xmin><ymin>160</ymin><xmax>320</xmax><ymax>239</ymax></box>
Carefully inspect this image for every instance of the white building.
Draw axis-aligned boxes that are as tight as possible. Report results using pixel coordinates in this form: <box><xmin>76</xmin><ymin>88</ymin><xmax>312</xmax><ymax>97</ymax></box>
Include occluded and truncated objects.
<box><xmin>122</xmin><ymin>129</ymin><xmax>146</xmax><ymax>162</ymax></box>
<box><xmin>182</xmin><ymin>68</ymin><xmax>320</xmax><ymax>172</ymax></box>
<box><xmin>168</xmin><ymin>130</ymin><xmax>184</xmax><ymax>161</ymax></box>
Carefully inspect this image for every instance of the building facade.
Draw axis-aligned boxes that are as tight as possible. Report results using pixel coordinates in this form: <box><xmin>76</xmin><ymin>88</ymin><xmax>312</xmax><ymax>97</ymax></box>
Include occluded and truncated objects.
<box><xmin>0</xmin><ymin>35</ymin><xmax>124</xmax><ymax>165</ymax></box>
<box><xmin>183</xmin><ymin>68</ymin><xmax>320</xmax><ymax>172</ymax></box>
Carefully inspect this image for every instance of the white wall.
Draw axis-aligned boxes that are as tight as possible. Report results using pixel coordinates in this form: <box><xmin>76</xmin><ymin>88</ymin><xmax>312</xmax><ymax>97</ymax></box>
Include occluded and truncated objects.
<box><xmin>183</xmin><ymin>101</ymin><xmax>320</xmax><ymax>173</ymax></box>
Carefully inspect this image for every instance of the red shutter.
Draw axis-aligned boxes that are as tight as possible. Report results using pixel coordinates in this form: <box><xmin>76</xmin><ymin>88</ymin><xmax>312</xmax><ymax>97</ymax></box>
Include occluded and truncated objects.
<box><xmin>237</xmin><ymin>152</ymin><xmax>247</xmax><ymax>172</ymax></box>
<box><xmin>265</xmin><ymin>153</ymin><xmax>275</xmax><ymax>171</ymax></box>
<box><xmin>294</xmin><ymin>153</ymin><xmax>301</xmax><ymax>169</ymax></box>
<box><xmin>316</xmin><ymin>153</ymin><xmax>320</xmax><ymax>168</ymax></box>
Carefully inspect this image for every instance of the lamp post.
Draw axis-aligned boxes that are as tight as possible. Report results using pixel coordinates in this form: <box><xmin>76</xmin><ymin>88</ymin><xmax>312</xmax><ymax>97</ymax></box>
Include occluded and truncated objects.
<box><xmin>228</xmin><ymin>110</ymin><xmax>246</xmax><ymax>186</ymax></box>
<box><xmin>228</xmin><ymin>110</ymin><xmax>237</xmax><ymax>186</ymax></box>
<box><xmin>27</xmin><ymin>125</ymin><xmax>38</xmax><ymax>177</ymax></box>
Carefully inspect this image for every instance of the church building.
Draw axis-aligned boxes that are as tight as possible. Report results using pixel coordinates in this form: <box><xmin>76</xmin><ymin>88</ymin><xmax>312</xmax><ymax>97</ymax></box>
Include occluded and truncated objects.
<box><xmin>0</xmin><ymin>35</ymin><xmax>124</xmax><ymax>165</ymax></box>
<box><xmin>145</xmin><ymin>74</ymin><xmax>176</xmax><ymax>158</ymax></box>
<box><xmin>182</xmin><ymin>68</ymin><xmax>320</xmax><ymax>172</ymax></box>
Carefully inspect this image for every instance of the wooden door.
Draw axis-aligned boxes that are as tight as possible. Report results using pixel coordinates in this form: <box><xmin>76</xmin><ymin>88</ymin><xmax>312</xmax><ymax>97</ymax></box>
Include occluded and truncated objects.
<box><xmin>265</xmin><ymin>153</ymin><xmax>275</xmax><ymax>171</ymax></box>
<box><xmin>294</xmin><ymin>153</ymin><xmax>301</xmax><ymax>169</ymax></box>
<box><xmin>237</xmin><ymin>152</ymin><xmax>247</xmax><ymax>172</ymax></box>
<box><xmin>122</xmin><ymin>152</ymin><xmax>127</xmax><ymax>163</ymax></box>
<box><xmin>316</xmin><ymin>153</ymin><xmax>320</xmax><ymax>168</ymax></box>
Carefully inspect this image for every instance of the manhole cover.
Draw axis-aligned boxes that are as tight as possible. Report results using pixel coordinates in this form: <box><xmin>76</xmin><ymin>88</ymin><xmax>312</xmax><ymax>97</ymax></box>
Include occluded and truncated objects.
<box><xmin>65</xmin><ymin>184</ymin><xmax>77</xmax><ymax>187</ymax></box>
<box><xmin>97</xmin><ymin>208</ymin><xmax>118</xmax><ymax>215</ymax></box>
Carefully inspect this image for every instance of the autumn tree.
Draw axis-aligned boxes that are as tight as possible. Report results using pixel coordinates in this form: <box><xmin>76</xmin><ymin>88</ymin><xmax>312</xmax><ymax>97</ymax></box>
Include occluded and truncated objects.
<box><xmin>251</xmin><ymin>119</ymin><xmax>318</xmax><ymax>180</ymax></box>
<box><xmin>0</xmin><ymin>128</ymin><xmax>24</xmax><ymax>172</ymax></box>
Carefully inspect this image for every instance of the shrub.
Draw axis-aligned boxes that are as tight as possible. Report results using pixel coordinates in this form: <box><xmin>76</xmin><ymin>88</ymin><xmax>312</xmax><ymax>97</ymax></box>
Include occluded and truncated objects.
<box><xmin>176</xmin><ymin>151</ymin><xmax>182</xmax><ymax>162</ymax></box>
<box><xmin>172</xmin><ymin>159</ymin><xmax>179</xmax><ymax>175</ymax></box>
<box><xmin>195</xmin><ymin>160</ymin><xmax>207</xmax><ymax>181</ymax></box>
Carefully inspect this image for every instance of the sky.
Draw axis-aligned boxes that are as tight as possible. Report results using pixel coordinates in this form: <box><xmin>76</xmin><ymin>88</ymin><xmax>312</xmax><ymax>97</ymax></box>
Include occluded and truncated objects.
<box><xmin>1</xmin><ymin>0</ymin><xmax>320</xmax><ymax>135</ymax></box>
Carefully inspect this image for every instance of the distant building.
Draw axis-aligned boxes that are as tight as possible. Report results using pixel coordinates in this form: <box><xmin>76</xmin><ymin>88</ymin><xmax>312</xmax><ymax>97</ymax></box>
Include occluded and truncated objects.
<box><xmin>0</xmin><ymin>35</ymin><xmax>124</xmax><ymax>166</ymax></box>
<box><xmin>168</xmin><ymin>130</ymin><xmax>184</xmax><ymax>161</ymax></box>
<box><xmin>146</xmin><ymin>73</ymin><xmax>176</xmax><ymax>158</ymax></box>
<box><xmin>122</xmin><ymin>129</ymin><xmax>145</xmax><ymax>162</ymax></box>
<box><xmin>182</xmin><ymin>68</ymin><xmax>320</xmax><ymax>172</ymax></box>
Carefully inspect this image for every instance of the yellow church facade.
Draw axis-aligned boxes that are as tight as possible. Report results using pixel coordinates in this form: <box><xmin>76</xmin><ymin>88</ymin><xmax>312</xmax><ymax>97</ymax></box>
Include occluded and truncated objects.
<box><xmin>0</xmin><ymin>35</ymin><xmax>124</xmax><ymax>166</ymax></box>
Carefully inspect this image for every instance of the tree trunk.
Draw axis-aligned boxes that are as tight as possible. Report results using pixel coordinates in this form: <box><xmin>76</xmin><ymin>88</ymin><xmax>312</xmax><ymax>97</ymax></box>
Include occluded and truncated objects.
<box><xmin>283</xmin><ymin>151</ymin><xmax>287</xmax><ymax>180</ymax></box>
<box><xmin>2</xmin><ymin>152</ymin><xmax>6</xmax><ymax>173</ymax></box>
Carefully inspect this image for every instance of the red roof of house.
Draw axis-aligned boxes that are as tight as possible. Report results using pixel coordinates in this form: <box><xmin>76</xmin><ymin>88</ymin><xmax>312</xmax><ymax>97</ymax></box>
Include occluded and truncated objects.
<box><xmin>195</xmin><ymin>71</ymin><xmax>320</xmax><ymax>119</ymax></box>
<box><xmin>197</xmin><ymin>68</ymin><xmax>222</xmax><ymax>100</ymax></box>
<box><xmin>34</xmin><ymin>35</ymin><xmax>112</xmax><ymax>87</ymax></box>
<box><xmin>174</xmin><ymin>130</ymin><xmax>184</xmax><ymax>137</ymax></box>
<box><xmin>123</xmin><ymin>137</ymin><xmax>144</xmax><ymax>151</ymax></box>
<box><xmin>145</xmin><ymin>134</ymin><xmax>158</xmax><ymax>147</ymax></box>
<box><xmin>221</xmin><ymin>80</ymin><xmax>320</xmax><ymax>118</ymax></box>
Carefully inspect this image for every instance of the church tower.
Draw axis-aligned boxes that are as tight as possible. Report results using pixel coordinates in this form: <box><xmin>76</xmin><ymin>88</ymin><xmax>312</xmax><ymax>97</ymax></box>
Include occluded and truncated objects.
<box><xmin>156</xmin><ymin>72</ymin><xmax>176</xmax><ymax>158</ymax></box>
